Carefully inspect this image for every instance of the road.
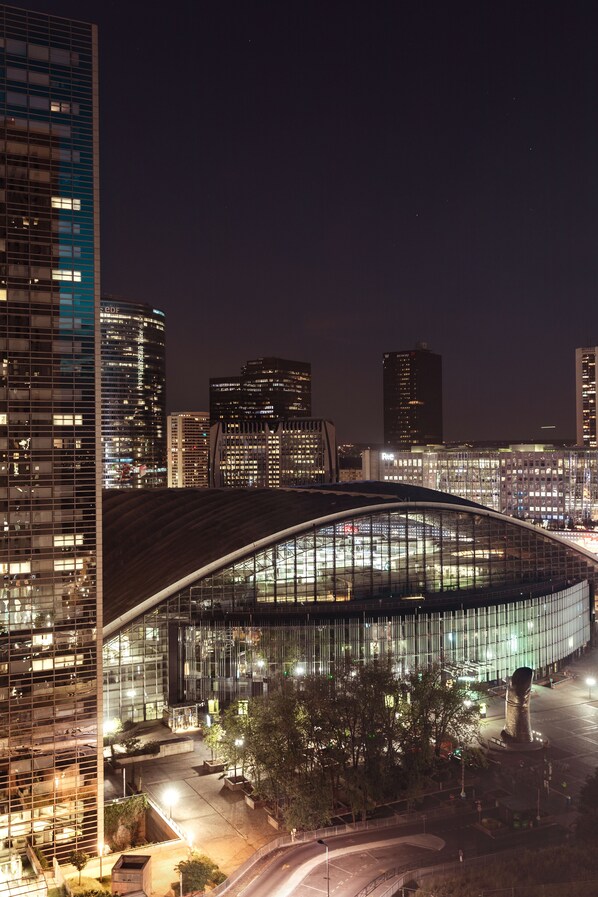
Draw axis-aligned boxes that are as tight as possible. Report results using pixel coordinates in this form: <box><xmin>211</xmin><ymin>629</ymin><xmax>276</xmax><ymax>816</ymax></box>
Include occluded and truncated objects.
<box><xmin>241</xmin><ymin>830</ymin><xmax>444</xmax><ymax>897</ymax></box>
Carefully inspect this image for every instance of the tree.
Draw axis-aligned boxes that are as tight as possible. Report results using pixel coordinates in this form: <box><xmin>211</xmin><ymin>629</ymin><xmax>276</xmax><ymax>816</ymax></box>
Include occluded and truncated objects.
<box><xmin>204</xmin><ymin>721</ymin><xmax>224</xmax><ymax>762</ymax></box>
<box><xmin>402</xmin><ymin>667</ymin><xmax>480</xmax><ymax>767</ymax></box>
<box><xmin>576</xmin><ymin>766</ymin><xmax>598</xmax><ymax>842</ymax></box>
<box><xmin>175</xmin><ymin>851</ymin><xmax>225</xmax><ymax>894</ymax></box>
<box><xmin>68</xmin><ymin>849</ymin><xmax>89</xmax><ymax>885</ymax></box>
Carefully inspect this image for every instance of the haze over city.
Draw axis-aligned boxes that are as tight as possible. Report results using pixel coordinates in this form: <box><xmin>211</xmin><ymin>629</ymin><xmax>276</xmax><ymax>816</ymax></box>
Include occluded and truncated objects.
<box><xmin>10</xmin><ymin>0</ymin><xmax>598</xmax><ymax>442</ymax></box>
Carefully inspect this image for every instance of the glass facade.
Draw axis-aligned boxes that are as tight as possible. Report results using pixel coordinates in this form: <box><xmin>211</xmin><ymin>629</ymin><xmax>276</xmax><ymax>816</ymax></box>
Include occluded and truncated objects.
<box><xmin>101</xmin><ymin>297</ymin><xmax>166</xmax><ymax>488</ymax></box>
<box><xmin>0</xmin><ymin>6</ymin><xmax>100</xmax><ymax>860</ymax></box>
<box><xmin>210</xmin><ymin>418</ymin><xmax>337</xmax><ymax>488</ymax></box>
<box><xmin>366</xmin><ymin>446</ymin><xmax>598</xmax><ymax>524</ymax></box>
<box><xmin>576</xmin><ymin>346</ymin><xmax>598</xmax><ymax>447</ymax></box>
<box><xmin>383</xmin><ymin>346</ymin><xmax>443</xmax><ymax>447</ymax></box>
<box><xmin>103</xmin><ymin>506</ymin><xmax>594</xmax><ymax>722</ymax></box>
<box><xmin>167</xmin><ymin>411</ymin><xmax>209</xmax><ymax>488</ymax></box>
<box><xmin>209</xmin><ymin>356</ymin><xmax>311</xmax><ymax>423</ymax></box>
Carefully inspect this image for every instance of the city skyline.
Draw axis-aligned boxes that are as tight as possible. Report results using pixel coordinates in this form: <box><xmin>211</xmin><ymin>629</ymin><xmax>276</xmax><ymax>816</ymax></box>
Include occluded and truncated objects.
<box><xmin>7</xmin><ymin>0</ymin><xmax>598</xmax><ymax>444</ymax></box>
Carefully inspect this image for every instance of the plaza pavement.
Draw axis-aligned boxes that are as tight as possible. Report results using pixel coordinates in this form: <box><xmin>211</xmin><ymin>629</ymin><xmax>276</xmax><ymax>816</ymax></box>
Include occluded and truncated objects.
<box><xmin>67</xmin><ymin>644</ymin><xmax>598</xmax><ymax>896</ymax></box>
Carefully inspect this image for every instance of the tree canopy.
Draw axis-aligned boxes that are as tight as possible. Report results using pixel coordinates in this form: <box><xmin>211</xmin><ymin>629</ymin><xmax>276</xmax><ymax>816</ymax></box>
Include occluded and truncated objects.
<box><xmin>215</xmin><ymin>657</ymin><xmax>480</xmax><ymax>829</ymax></box>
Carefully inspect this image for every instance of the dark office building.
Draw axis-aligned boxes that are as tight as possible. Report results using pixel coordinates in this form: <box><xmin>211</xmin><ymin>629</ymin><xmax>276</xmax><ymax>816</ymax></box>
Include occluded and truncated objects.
<box><xmin>209</xmin><ymin>376</ymin><xmax>242</xmax><ymax>424</ymax></box>
<box><xmin>210</xmin><ymin>357</ymin><xmax>311</xmax><ymax>423</ymax></box>
<box><xmin>0</xmin><ymin>5</ymin><xmax>101</xmax><ymax>863</ymax></box>
<box><xmin>383</xmin><ymin>344</ymin><xmax>443</xmax><ymax>447</ymax></box>
<box><xmin>101</xmin><ymin>297</ymin><xmax>166</xmax><ymax>488</ymax></box>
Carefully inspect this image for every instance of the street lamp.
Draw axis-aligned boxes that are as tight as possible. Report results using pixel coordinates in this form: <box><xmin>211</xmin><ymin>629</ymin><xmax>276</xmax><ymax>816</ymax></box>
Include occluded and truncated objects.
<box><xmin>97</xmin><ymin>842</ymin><xmax>107</xmax><ymax>880</ymax></box>
<box><xmin>587</xmin><ymin>677</ymin><xmax>596</xmax><ymax>700</ymax></box>
<box><xmin>234</xmin><ymin>737</ymin><xmax>244</xmax><ymax>779</ymax></box>
<box><xmin>317</xmin><ymin>839</ymin><xmax>330</xmax><ymax>897</ymax></box>
<box><xmin>164</xmin><ymin>787</ymin><xmax>179</xmax><ymax>819</ymax></box>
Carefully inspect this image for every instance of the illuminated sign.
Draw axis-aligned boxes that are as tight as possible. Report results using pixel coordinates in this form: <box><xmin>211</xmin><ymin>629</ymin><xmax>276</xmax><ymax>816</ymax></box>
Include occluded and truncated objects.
<box><xmin>381</xmin><ymin>452</ymin><xmax>395</xmax><ymax>461</ymax></box>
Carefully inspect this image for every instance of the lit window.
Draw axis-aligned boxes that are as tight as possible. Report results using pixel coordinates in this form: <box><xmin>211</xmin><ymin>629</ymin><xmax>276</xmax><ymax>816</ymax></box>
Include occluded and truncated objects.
<box><xmin>52</xmin><ymin>269</ymin><xmax>81</xmax><ymax>282</ymax></box>
<box><xmin>54</xmin><ymin>534</ymin><xmax>84</xmax><ymax>547</ymax></box>
<box><xmin>50</xmin><ymin>100</ymin><xmax>71</xmax><ymax>114</ymax></box>
<box><xmin>51</xmin><ymin>197</ymin><xmax>81</xmax><ymax>211</ymax></box>
<box><xmin>53</xmin><ymin>414</ymin><xmax>83</xmax><ymax>426</ymax></box>
<box><xmin>54</xmin><ymin>558</ymin><xmax>84</xmax><ymax>571</ymax></box>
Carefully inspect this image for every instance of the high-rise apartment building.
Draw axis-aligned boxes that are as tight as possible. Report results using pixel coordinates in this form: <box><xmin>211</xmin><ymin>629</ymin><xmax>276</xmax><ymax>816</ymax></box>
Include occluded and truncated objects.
<box><xmin>167</xmin><ymin>412</ymin><xmax>210</xmax><ymax>488</ymax></box>
<box><xmin>210</xmin><ymin>419</ymin><xmax>337</xmax><ymax>488</ymax></box>
<box><xmin>0</xmin><ymin>6</ymin><xmax>101</xmax><ymax>861</ymax></box>
<box><xmin>101</xmin><ymin>297</ymin><xmax>166</xmax><ymax>488</ymax></box>
<box><xmin>210</xmin><ymin>357</ymin><xmax>311</xmax><ymax>423</ymax></box>
<box><xmin>576</xmin><ymin>346</ymin><xmax>598</xmax><ymax>447</ymax></box>
<box><xmin>383</xmin><ymin>344</ymin><xmax>443</xmax><ymax>447</ymax></box>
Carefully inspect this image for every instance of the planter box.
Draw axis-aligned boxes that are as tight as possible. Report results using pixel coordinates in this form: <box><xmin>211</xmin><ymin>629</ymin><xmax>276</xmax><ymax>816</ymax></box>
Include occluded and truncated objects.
<box><xmin>114</xmin><ymin>737</ymin><xmax>194</xmax><ymax>766</ymax></box>
<box><xmin>224</xmin><ymin>775</ymin><xmax>250</xmax><ymax>792</ymax></box>
<box><xmin>244</xmin><ymin>793</ymin><xmax>266</xmax><ymax>810</ymax></box>
<box><xmin>267</xmin><ymin>813</ymin><xmax>284</xmax><ymax>830</ymax></box>
<box><xmin>203</xmin><ymin>759</ymin><xmax>225</xmax><ymax>773</ymax></box>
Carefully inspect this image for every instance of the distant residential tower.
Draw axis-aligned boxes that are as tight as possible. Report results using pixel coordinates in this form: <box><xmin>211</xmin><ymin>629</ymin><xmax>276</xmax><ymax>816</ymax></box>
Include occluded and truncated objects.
<box><xmin>168</xmin><ymin>412</ymin><xmax>210</xmax><ymax>488</ymax></box>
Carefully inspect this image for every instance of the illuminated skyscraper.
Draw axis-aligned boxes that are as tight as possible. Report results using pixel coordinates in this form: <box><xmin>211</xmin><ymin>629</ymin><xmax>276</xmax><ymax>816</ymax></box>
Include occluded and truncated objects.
<box><xmin>209</xmin><ymin>375</ymin><xmax>242</xmax><ymax>424</ymax></box>
<box><xmin>383</xmin><ymin>344</ymin><xmax>443</xmax><ymax>447</ymax></box>
<box><xmin>210</xmin><ymin>357</ymin><xmax>311</xmax><ymax>423</ymax></box>
<box><xmin>101</xmin><ymin>297</ymin><xmax>166</xmax><ymax>488</ymax></box>
<box><xmin>576</xmin><ymin>346</ymin><xmax>598</xmax><ymax>447</ymax></box>
<box><xmin>210</xmin><ymin>419</ymin><xmax>337</xmax><ymax>488</ymax></box>
<box><xmin>167</xmin><ymin>411</ymin><xmax>210</xmax><ymax>488</ymax></box>
<box><xmin>0</xmin><ymin>5</ymin><xmax>101</xmax><ymax>861</ymax></box>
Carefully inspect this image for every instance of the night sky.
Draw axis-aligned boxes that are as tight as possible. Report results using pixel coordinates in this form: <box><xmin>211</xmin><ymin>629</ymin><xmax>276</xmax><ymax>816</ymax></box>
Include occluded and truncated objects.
<box><xmin>9</xmin><ymin>0</ymin><xmax>598</xmax><ymax>443</ymax></box>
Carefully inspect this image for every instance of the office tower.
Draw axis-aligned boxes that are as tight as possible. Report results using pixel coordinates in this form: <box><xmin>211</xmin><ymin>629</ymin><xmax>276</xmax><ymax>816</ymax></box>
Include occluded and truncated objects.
<box><xmin>364</xmin><ymin>442</ymin><xmax>598</xmax><ymax>524</ymax></box>
<box><xmin>209</xmin><ymin>376</ymin><xmax>242</xmax><ymax>424</ymax></box>
<box><xmin>210</xmin><ymin>357</ymin><xmax>311</xmax><ymax>423</ymax></box>
<box><xmin>101</xmin><ymin>297</ymin><xmax>166</xmax><ymax>488</ymax></box>
<box><xmin>576</xmin><ymin>346</ymin><xmax>598</xmax><ymax>447</ymax></box>
<box><xmin>241</xmin><ymin>357</ymin><xmax>311</xmax><ymax>418</ymax></box>
<box><xmin>167</xmin><ymin>412</ymin><xmax>210</xmax><ymax>488</ymax></box>
<box><xmin>210</xmin><ymin>419</ymin><xmax>337</xmax><ymax>488</ymax></box>
<box><xmin>383</xmin><ymin>343</ymin><xmax>443</xmax><ymax>447</ymax></box>
<box><xmin>0</xmin><ymin>6</ymin><xmax>101</xmax><ymax>861</ymax></box>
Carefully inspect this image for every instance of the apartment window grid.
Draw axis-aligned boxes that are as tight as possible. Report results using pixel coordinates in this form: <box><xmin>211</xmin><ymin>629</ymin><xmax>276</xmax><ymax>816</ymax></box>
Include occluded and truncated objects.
<box><xmin>0</xmin><ymin>6</ymin><xmax>100</xmax><ymax>860</ymax></box>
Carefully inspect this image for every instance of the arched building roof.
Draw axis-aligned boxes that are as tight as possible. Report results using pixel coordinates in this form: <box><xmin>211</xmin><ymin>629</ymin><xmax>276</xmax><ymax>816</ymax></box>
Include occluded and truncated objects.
<box><xmin>102</xmin><ymin>483</ymin><xmax>598</xmax><ymax>637</ymax></box>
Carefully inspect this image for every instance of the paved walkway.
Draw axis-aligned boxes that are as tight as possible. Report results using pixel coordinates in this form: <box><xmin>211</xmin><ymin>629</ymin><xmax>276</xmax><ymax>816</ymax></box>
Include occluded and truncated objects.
<box><xmin>86</xmin><ymin>645</ymin><xmax>598</xmax><ymax>896</ymax></box>
<box><xmin>101</xmin><ymin>728</ymin><xmax>278</xmax><ymax>896</ymax></box>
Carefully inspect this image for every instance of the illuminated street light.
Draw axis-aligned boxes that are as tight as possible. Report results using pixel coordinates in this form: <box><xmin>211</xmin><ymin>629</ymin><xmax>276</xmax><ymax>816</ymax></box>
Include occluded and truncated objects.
<box><xmin>317</xmin><ymin>839</ymin><xmax>330</xmax><ymax>897</ymax></box>
<box><xmin>234</xmin><ymin>738</ymin><xmax>244</xmax><ymax>778</ymax></box>
<box><xmin>587</xmin><ymin>677</ymin><xmax>596</xmax><ymax>700</ymax></box>
<box><xmin>163</xmin><ymin>787</ymin><xmax>179</xmax><ymax>819</ymax></box>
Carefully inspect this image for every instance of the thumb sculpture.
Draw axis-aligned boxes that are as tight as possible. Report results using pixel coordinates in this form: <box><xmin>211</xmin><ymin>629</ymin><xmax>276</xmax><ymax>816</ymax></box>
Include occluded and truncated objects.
<box><xmin>501</xmin><ymin>666</ymin><xmax>533</xmax><ymax>744</ymax></box>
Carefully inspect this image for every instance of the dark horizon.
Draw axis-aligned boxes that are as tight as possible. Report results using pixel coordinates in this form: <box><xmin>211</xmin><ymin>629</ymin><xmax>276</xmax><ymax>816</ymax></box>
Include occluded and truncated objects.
<box><xmin>10</xmin><ymin>0</ymin><xmax>598</xmax><ymax>443</ymax></box>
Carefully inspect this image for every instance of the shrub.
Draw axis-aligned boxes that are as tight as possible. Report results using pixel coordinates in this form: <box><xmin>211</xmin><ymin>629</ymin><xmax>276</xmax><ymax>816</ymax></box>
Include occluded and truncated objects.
<box><xmin>174</xmin><ymin>851</ymin><xmax>226</xmax><ymax>893</ymax></box>
<box><xmin>66</xmin><ymin>876</ymin><xmax>110</xmax><ymax>896</ymax></box>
